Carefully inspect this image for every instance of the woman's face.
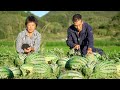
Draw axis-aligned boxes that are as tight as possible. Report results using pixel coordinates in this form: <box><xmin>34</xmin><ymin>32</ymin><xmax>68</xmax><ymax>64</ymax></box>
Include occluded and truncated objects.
<box><xmin>27</xmin><ymin>22</ymin><xmax>36</xmax><ymax>33</ymax></box>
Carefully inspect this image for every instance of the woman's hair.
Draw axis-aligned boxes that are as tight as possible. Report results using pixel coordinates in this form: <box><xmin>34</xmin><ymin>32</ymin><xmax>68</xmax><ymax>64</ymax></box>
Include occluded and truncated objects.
<box><xmin>25</xmin><ymin>15</ymin><xmax>38</xmax><ymax>27</ymax></box>
<box><xmin>72</xmin><ymin>14</ymin><xmax>82</xmax><ymax>22</ymax></box>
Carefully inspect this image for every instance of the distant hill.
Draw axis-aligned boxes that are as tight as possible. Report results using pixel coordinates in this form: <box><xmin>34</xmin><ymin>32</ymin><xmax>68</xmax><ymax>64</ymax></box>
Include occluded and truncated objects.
<box><xmin>0</xmin><ymin>11</ymin><xmax>119</xmax><ymax>41</ymax></box>
<box><xmin>39</xmin><ymin>11</ymin><xmax>120</xmax><ymax>40</ymax></box>
<box><xmin>0</xmin><ymin>11</ymin><xmax>39</xmax><ymax>39</ymax></box>
<box><xmin>39</xmin><ymin>11</ymin><xmax>119</xmax><ymax>31</ymax></box>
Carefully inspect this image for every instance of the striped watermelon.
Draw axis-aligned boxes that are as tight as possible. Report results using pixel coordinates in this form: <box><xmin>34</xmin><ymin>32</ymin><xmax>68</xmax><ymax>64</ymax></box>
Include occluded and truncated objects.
<box><xmin>94</xmin><ymin>61</ymin><xmax>117</xmax><ymax>73</ymax></box>
<box><xmin>94</xmin><ymin>61</ymin><xmax>117</xmax><ymax>79</ymax></box>
<box><xmin>85</xmin><ymin>53</ymin><xmax>98</xmax><ymax>62</ymax></box>
<box><xmin>89</xmin><ymin>72</ymin><xmax>106</xmax><ymax>79</ymax></box>
<box><xmin>0</xmin><ymin>66</ymin><xmax>14</xmax><ymax>79</ymax></box>
<box><xmin>20</xmin><ymin>64</ymin><xmax>34</xmax><ymax>76</ymax></box>
<box><xmin>82</xmin><ymin>65</ymin><xmax>95</xmax><ymax>78</ymax></box>
<box><xmin>33</xmin><ymin>63</ymin><xmax>53</xmax><ymax>78</ymax></box>
<box><xmin>58</xmin><ymin>70</ymin><xmax>84</xmax><ymax>79</ymax></box>
<box><xmin>65</xmin><ymin>56</ymin><xmax>87</xmax><ymax>70</ymax></box>
<box><xmin>14</xmin><ymin>54</ymin><xmax>27</xmax><ymax>66</ymax></box>
<box><xmin>56</xmin><ymin>57</ymin><xmax>69</xmax><ymax>68</ymax></box>
<box><xmin>9</xmin><ymin>67</ymin><xmax>22</xmax><ymax>78</ymax></box>
<box><xmin>25</xmin><ymin>53</ymin><xmax>45</xmax><ymax>64</ymax></box>
<box><xmin>82</xmin><ymin>59</ymin><xmax>98</xmax><ymax>77</ymax></box>
<box><xmin>44</xmin><ymin>54</ymin><xmax>58</xmax><ymax>64</ymax></box>
<box><xmin>89</xmin><ymin>72</ymin><xmax>118</xmax><ymax>79</ymax></box>
<box><xmin>115</xmin><ymin>62</ymin><xmax>120</xmax><ymax>77</ymax></box>
<box><xmin>93</xmin><ymin>52</ymin><xmax>102</xmax><ymax>60</ymax></box>
<box><xmin>50</xmin><ymin>63</ymin><xmax>60</xmax><ymax>78</ymax></box>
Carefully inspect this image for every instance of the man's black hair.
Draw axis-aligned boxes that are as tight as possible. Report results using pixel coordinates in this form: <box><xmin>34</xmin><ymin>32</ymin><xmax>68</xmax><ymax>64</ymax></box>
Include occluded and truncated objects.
<box><xmin>25</xmin><ymin>15</ymin><xmax>38</xmax><ymax>27</ymax></box>
<box><xmin>72</xmin><ymin>14</ymin><xmax>82</xmax><ymax>22</ymax></box>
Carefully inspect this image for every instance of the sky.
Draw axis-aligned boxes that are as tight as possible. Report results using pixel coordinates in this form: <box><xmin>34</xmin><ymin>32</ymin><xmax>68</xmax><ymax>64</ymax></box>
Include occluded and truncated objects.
<box><xmin>30</xmin><ymin>11</ymin><xmax>49</xmax><ymax>17</ymax></box>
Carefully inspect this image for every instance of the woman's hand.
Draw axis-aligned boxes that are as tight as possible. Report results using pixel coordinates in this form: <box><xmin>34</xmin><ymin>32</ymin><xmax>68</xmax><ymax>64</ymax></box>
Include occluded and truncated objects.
<box><xmin>24</xmin><ymin>47</ymin><xmax>35</xmax><ymax>54</ymax></box>
<box><xmin>24</xmin><ymin>47</ymin><xmax>32</xmax><ymax>54</ymax></box>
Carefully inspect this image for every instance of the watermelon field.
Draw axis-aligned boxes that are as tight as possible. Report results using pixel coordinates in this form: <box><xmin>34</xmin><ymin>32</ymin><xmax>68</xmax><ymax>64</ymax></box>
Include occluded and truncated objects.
<box><xmin>0</xmin><ymin>38</ymin><xmax>120</xmax><ymax>79</ymax></box>
<box><xmin>0</xmin><ymin>11</ymin><xmax>120</xmax><ymax>79</ymax></box>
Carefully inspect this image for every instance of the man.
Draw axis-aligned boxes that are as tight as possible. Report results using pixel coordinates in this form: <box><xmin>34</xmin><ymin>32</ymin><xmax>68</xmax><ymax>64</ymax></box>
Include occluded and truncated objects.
<box><xmin>16</xmin><ymin>15</ymin><xmax>41</xmax><ymax>54</ymax></box>
<box><xmin>66</xmin><ymin>14</ymin><xmax>104</xmax><ymax>56</ymax></box>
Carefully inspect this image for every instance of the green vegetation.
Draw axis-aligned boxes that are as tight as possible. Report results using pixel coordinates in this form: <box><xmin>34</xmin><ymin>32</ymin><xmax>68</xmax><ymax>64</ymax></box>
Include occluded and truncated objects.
<box><xmin>0</xmin><ymin>11</ymin><xmax>119</xmax><ymax>56</ymax></box>
<box><xmin>0</xmin><ymin>11</ymin><xmax>39</xmax><ymax>40</ymax></box>
<box><xmin>0</xmin><ymin>11</ymin><xmax>119</xmax><ymax>79</ymax></box>
<box><xmin>39</xmin><ymin>11</ymin><xmax>120</xmax><ymax>41</ymax></box>
<box><xmin>0</xmin><ymin>11</ymin><xmax>119</xmax><ymax>40</ymax></box>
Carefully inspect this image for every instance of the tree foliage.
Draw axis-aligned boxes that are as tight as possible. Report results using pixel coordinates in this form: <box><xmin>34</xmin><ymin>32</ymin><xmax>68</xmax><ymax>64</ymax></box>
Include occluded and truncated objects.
<box><xmin>0</xmin><ymin>11</ymin><xmax>119</xmax><ymax>41</ymax></box>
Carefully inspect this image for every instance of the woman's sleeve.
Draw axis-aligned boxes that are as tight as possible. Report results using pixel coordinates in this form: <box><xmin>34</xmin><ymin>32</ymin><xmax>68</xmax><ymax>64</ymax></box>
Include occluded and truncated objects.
<box><xmin>16</xmin><ymin>33</ymin><xmax>24</xmax><ymax>53</ymax></box>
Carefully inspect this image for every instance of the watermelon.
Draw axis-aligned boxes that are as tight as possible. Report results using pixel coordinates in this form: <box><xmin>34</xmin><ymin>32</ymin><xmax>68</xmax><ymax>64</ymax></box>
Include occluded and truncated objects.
<box><xmin>65</xmin><ymin>56</ymin><xmax>87</xmax><ymax>70</ymax></box>
<box><xmin>20</xmin><ymin>64</ymin><xmax>34</xmax><ymax>76</ymax></box>
<box><xmin>0</xmin><ymin>66</ymin><xmax>14</xmax><ymax>79</ymax></box>
<box><xmin>9</xmin><ymin>67</ymin><xmax>22</xmax><ymax>78</ymax></box>
<box><xmin>56</xmin><ymin>57</ymin><xmax>69</xmax><ymax>68</ymax></box>
<box><xmin>14</xmin><ymin>54</ymin><xmax>27</xmax><ymax>66</ymax></box>
<box><xmin>94</xmin><ymin>61</ymin><xmax>117</xmax><ymax>79</ymax></box>
<box><xmin>25</xmin><ymin>53</ymin><xmax>45</xmax><ymax>64</ymax></box>
<box><xmin>58</xmin><ymin>70</ymin><xmax>84</xmax><ymax>79</ymax></box>
<box><xmin>44</xmin><ymin>54</ymin><xmax>58</xmax><ymax>64</ymax></box>
<box><xmin>50</xmin><ymin>63</ymin><xmax>60</xmax><ymax>78</ymax></box>
<box><xmin>93</xmin><ymin>52</ymin><xmax>102</xmax><ymax>60</ymax></box>
<box><xmin>82</xmin><ymin>59</ymin><xmax>98</xmax><ymax>77</ymax></box>
<box><xmin>67</xmin><ymin>48</ymin><xmax>81</xmax><ymax>57</ymax></box>
<box><xmin>33</xmin><ymin>63</ymin><xmax>53</xmax><ymax>78</ymax></box>
<box><xmin>115</xmin><ymin>62</ymin><xmax>120</xmax><ymax>77</ymax></box>
<box><xmin>85</xmin><ymin>53</ymin><xmax>98</xmax><ymax>62</ymax></box>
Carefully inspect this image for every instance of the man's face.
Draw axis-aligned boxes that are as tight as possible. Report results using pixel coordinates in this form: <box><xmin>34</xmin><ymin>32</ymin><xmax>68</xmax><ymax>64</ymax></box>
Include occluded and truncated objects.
<box><xmin>73</xmin><ymin>19</ymin><xmax>82</xmax><ymax>31</ymax></box>
<box><xmin>27</xmin><ymin>22</ymin><xmax>36</xmax><ymax>33</ymax></box>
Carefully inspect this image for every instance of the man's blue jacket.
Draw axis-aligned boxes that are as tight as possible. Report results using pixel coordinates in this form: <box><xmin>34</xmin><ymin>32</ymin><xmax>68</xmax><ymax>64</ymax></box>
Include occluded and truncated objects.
<box><xmin>66</xmin><ymin>22</ymin><xmax>103</xmax><ymax>55</ymax></box>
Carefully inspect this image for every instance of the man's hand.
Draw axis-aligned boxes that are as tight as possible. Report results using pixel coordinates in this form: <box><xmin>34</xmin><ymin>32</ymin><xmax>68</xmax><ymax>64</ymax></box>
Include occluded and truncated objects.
<box><xmin>74</xmin><ymin>44</ymin><xmax>80</xmax><ymax>50</ymax></box>
<box><xmin>87</xmin><ymin>48</ymin><xmax>93</xmax><ymax>54</ymax></box>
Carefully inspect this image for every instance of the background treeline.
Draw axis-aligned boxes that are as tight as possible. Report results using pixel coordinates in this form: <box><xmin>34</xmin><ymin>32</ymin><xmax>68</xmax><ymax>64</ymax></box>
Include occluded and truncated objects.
<box><xmin>0</xmin><ymin>11</ymin><xmax>120</xmax><ymax>42</ymax></box>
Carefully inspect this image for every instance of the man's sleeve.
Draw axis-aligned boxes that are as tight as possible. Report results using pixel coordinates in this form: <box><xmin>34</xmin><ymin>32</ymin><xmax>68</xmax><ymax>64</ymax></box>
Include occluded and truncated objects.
<box><xmin>66</xmin><ymin>28</ymin><xmax>75</xmax><ymax>48</ymax></box>
<box><xmin>16</xmin><ymin>33</ymin><xmax>24</xmax><ymax>53</ymax></box>
<box><xmin>87</xmin><ymin>25</ymin><xmax>94</xmax><ymax>48</ymax></box>
<box><xmin>33</xmin><ymin>33</ymin><xmax>41</xmax><ymax>52</ymax></box>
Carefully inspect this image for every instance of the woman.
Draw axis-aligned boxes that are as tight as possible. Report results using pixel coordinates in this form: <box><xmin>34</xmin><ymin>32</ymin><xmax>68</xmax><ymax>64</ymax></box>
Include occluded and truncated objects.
<box><xmin>16</xmin><ymin>15</ymin><xmax>41</xmax><ymax>54</ymax></box>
